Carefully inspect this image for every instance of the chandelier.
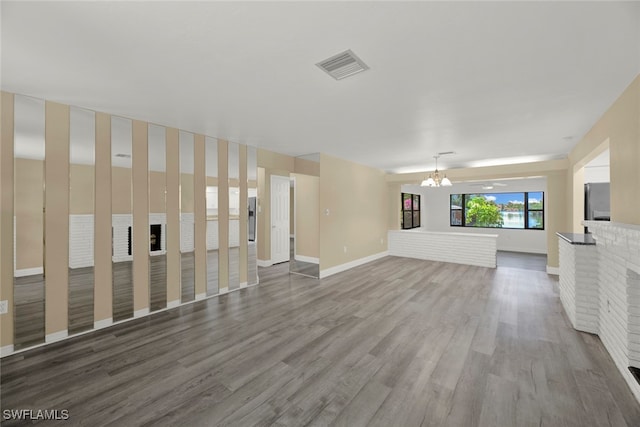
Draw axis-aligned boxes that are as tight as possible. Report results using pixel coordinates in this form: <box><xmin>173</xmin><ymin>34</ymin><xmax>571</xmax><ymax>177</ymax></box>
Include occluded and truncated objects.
<box><xmin>420</xmin><ymin>155</ymin><xmax>452</xmax><ymax>187</ymax></box>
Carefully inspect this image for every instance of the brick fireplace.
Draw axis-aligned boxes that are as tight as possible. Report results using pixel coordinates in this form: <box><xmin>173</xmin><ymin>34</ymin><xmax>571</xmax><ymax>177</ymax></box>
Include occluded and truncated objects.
<box><xmin>584</xmin><ymin>221</ymin><xmax>640</xmax><ymax>401</ymax></box>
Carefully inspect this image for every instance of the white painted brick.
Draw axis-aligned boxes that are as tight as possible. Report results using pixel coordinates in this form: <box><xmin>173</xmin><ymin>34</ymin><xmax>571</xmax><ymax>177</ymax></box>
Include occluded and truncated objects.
<box><xmin>388</xmin><ymin>230</ymin><xmax>497</xmax><ymax>268</ymax></box>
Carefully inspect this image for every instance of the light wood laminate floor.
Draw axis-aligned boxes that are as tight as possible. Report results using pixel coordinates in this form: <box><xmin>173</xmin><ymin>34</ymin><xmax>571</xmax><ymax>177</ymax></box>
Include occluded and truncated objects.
<box><xmin>3</xmin><ymin>256</ymin><xmax>640</xmax><ymax>426</ymax></box>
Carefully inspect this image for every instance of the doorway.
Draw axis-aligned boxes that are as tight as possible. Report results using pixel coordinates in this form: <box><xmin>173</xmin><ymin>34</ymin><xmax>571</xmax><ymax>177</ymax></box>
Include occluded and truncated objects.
<box><xmin>270</xmin><ymin>175</ymin><xmax>290</xmax><ymax>264</ymax></box>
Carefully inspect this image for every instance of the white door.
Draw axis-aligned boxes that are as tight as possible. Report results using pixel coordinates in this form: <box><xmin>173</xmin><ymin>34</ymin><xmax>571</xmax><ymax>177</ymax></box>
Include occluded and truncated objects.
<box><xmin>270</xmin><ymin>175</ymin><xmax>290</xmax><ymax>264</ymax></box>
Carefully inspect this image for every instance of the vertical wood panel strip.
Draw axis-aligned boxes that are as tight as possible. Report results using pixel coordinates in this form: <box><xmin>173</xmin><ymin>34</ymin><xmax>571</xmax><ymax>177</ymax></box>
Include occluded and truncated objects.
<box><xmin>0</xmin><ymin>92</ymin><xmax>15</xmax><ymax>352</ymax></box>
<box><xmin>218</xmin><ymin>140</ymin><xmax>229</xmax><ymax>291</ymax></box>
<box><xmin>194</xmin><ymin>135</ymin><xmax>206</xmax><ymax>298</ymax></box>
<box><xmin>132</xmin><ymin>120</ymin><xmax>149</xmax><ymax>314</ymax></box>
<box><xmin>166</xmin><ymin>128</ymin><xmax>181</xmax><ymax>305</ymax></box>
<box><xmin>44</xmin><ymin>101</ymin><xmax>70</xmax><ymax>340</ymax></box>
<box><xmin>239</xmin><ymin>144</ymin><xmax>248</xmax><ymax>285</ymax></box>
<box><xmin>94</xmin><ymin>112</ymin><xmax>112</xmax><ymax>325</ymax></box>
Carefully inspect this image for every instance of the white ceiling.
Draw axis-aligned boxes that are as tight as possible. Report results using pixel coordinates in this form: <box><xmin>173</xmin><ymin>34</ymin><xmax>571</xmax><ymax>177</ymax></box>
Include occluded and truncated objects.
<box><xmin>3</xmin><ymin>1</ymin><xmax>639</xmax><ymax>173</ymax></box>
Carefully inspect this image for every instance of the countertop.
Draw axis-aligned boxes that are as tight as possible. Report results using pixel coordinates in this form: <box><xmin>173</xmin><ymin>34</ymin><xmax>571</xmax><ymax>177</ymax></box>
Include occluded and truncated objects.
<box><xmin>556</xmin><ymin>232</ymin><xmax>596</xmax><ymax>245</ymax></box>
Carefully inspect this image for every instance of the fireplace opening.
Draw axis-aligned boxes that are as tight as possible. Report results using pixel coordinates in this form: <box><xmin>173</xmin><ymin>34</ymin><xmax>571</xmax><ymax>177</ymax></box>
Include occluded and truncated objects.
<box><xmin>150</xmin><ymin>224</ymin><xmax>162</xmax><ymax>252</ymax></box>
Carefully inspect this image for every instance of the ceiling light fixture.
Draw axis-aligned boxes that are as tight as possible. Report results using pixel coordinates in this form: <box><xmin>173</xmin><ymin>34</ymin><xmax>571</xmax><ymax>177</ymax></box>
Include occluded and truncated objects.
<box><xmin>421</xmin><ymin>154</ymin><xmax>452</xmax><ymax>187</ymax></box>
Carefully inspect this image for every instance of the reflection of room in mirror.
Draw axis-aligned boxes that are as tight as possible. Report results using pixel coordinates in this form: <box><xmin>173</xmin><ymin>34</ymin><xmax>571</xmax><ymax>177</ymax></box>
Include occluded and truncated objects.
<box><xmin>13</xmin><ymin>94</ymin><xmax>46</xmax><ymax>350</ymax></box>
<box><xmin>111</xmin><ymin>116</ymin><xmax>134</xmax><ymax>322</ymax></box>
<box><xmin>179</xmin><ymin>131</ymin><xmax>195</xmax><ymax>303</ymax></box>
<box><xmin>68</xmin><ymin>106</ymin><xmax>96</xmax><ymax>335</ymax></box>
<box><xmin>228</xmin><ymin>142</ymin><xmax>240</xmax><ymax>291</ymax></box>
<box><xmin>148</xmin><ymin>124</ymin><xmax>167</xmax><ymax>312</ymax></box>
<box><xmin>289</xmin><ymin>153</ymin><xmax>320</xmax><ymax>278</ymax></box>
<box><xmin>7</xmin><ymin>93</ymin><xmax>262</xmax><ymax>353</ymax></box>
<box><xmin>205</xmin><ymin>137</ymin><xmax>219</xmax><ymax>296</ymax></box>
<box><xmin>247</xmin><ymin>146</ymin><xmax>258</xmax><ymax>286</ymax></box>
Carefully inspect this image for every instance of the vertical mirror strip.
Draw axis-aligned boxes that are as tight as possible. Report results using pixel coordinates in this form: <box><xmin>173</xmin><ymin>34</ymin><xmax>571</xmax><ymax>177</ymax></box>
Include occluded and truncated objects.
<box><xmin>13</xmin><ymin>95</ymin><xmax>46</xmax><ymax>350</ymax></box>
<box><xmin>180</xmin><ymin>131</ymin><xmax>195</xmax><ymax>302</ymax></box>
<box><xmin>149</xmin><ymin>124</ymin><xmax>167</xmax><ymax>312</ymax></box>
<box><xmin>194</xmin><ymin>135</ymin><xmax>207</xmax><ymax>300</ymax></box>
<box><xmin>94</xmin><ymin>112</ymin><xmax>112</xmax><ymax>328</ymax></box>
<box><xmin>228</xmin><ymin>142</ymin><xmax>240</xmax><ymax>291</ymax></box>
<box><xmin>44</xmin><ymin>101</ymin><xmax>71</xmax><ymax>341</ymax></box>
<box><xmin>247</xmin><ymin>146</ymin><xmax>258</xmax><ymax>286</ymax></box>
<box><xmin>1</xmin><ymin>92</ymin><xmax>15</xmax><ymax>353</ymax></box>
<box><xmin>205</xmin><ymin>137</ymin><xmax>219</xmax><ymax>296</ymax></box>
<box><xmin>68</xmin><ymin>107</ymin><xmax>95</xmax><ymax>334</ymax></box>
<box><xmin>111</xmin><ymin>116</ymin><xmax>133</xmax><ymax>321</ymax></box>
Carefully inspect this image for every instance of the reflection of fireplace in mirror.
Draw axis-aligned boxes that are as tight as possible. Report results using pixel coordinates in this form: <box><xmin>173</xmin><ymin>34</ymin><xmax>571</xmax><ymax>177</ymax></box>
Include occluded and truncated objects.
<box><xmin>150</xmin><ymin>224</ymin><xmax>162</xmax><ymax>252</ymax></box>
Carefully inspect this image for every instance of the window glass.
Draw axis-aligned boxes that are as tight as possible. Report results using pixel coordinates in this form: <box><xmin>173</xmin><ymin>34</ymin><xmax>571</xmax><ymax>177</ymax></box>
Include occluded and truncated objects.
<box><xmin>450</xmin><ymin>192</ymin><xmax>544</xmax><ymax>230</ymax></box>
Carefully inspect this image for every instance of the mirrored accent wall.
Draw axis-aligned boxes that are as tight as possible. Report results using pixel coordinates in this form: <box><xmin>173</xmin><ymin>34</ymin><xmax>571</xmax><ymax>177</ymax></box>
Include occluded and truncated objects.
<box><xmin>68</xmin><ymin>107</ymin><xmax>96</xmax><ymax>334</ymax></box>
<box><xmin>290</xmin><ymin>153</ymin><xmax>320</xmax><ymax>278</ymax></box>
<box><xmin>228</xmin><ymin>142</ymin><xmax>240</xmax><ymax>291</ymax></box>
<box><xmin>205</xmin><ymin>137</ymin><xmax>219</xmax><ymax>296</ymax></box>
<box><xmin>247</xmin><ymin>146</ymin><xmax>258</xmax><ymax>285</ymax></box>
<box><xmin>13</xmin><ymin>94</ymin><xmax>46</xmax><ymax>350</ymax></box>
<box><xmin>4</xmin><ymin>91</ymin><xmax>265</xmax><ymax>353</ymax></box>
<box><xmin>180</xmin><ymin>131</ymin><xmax>195</xmax><ymax>302</ymax></box>
<box><xmin>148</xmin><ymin>124</ymin><xmax>167</xmax><ymax>311</ymax></box>
<box><xmin>111</xmin><ymin>116</ymin><xmax>134</xmax><ymax>322</ymax></box>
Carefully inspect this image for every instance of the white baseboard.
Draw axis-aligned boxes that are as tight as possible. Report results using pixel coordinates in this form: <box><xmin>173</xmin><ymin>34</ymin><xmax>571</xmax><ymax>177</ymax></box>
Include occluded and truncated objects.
<box><xmin>219</xmin><ymin>287</ymin><xmax>229</xmax><ymax>294</ymax></box>
<box><xmin>167</xmin><ymin>299</ymin><xmax>181</xmax><ymax>309</ymax></box>
<box><xmin>546</xmin><ymin>266</ymin><xmax>560</xmax><ymax>275</ymax></box>
<box><xmin>257</xmin><ymin>259</ymin><xmax>273</xmax><ymax>267</ymax></box>
<box><xmin>239</xmin><ymin>282</ymin><xmax>248</xmax><ymax>289</ymax></box>
<box><xmin>196</xmin><ymin>293</ymin><xmax>207</xmax><ymax>300</ymax></box>
<box><xmin>94</xmin><ymin>318</ymin><xmax>113</xmax><ymax>329</ymax></box>
<box><xmin>45</xmin><ymin>330</ymin><xmax>68</xmax><ymax>343</ymax></box>
<box><xmin>499</xmin><ymin>247</ymin><xmax>547</xmax><ymax>255</ymax></box>
<box><xmin>320</xmin><ymin>251</ymin><xmax>389</xmax><ymax>279</ymax></box>
<box><xmin>134</xmin><ymin>308</ymin><xmax>150</xmax><ymax>318</ymax></box>
<box><xmin>295</xmin><ymin>255</ymin><xmax>319</xmax><ymax>264</ymax></box>
<box><xmin>14</xmin><ymin>267</ymin><xmax>43</xmax><ymax>277</ymax></box>
<box><xmin>1</xmin><ymin>344</ymin><xmax>14</xmax><ymax>357</ymax></box>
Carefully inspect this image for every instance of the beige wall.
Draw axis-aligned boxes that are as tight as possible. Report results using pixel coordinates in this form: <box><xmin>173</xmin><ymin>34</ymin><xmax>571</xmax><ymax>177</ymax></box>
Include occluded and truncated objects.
<box><xmin>292</xmin><ymin>173</ymin><xmax>319</xmax><ymax>259</ymax></box>
<box><xmin>181</xmin><ymin>172</ymin><xmax>195</xmax><ymax>213</ymax></box>
<box><xmin>166</xmin><ymin>128</ymin><xmax>181</xmax><ymax>304</ymax></box>
<box><xmin>14</xmin><ymin>158</ymin><xmax>44</xmax><ymax>270</ymax></box>
<box><xmin>194</xmin><ymin>135</ymin><xmax>207</xmax><ymax>297</ymax></box>
<box><xmin>44</xmin><ymin>101</ymin><xmax>70</xmax><ymax>337</ymax></box>
<box><xmin>290</xmin><ymin>186</ymin><xmax>295</xmax><ymax>233</ymax></box>
<box><xmin>112</xmin><ymin>166</ymin><xmax>132</xmax><ymax>214</ymax></box>
<box><xmin>149</xmin><ymin>171</ymin><xmax>166</xmax><ymax>213</ymax></box>
<box><xmin>218</xmin><ymin>140</ymin><xmax>229</xmax><ymax>289</ymax></box>
<box><xmin>294</xmin><ymin>157</ymin><xmax>320</xmax><ymax>177</ymax></box>
<box><xmin>567</xmin><ymin>74</ymin><xmax>640</xmax><ymax>228</ymax></box>
<box><xmin>1</xmin><ymin>92</ymin><xmax>15</xmax><ymax>348</ymax></box>
<box><xmin>94</xmin><ymin>112</ymin><xmax>112</xmax><ymax>324</ymax></box>
<box><xmin>319</xmin><ymin>153</ymin><xmax>388</xmax><ymax>271</ymax></box>
<box><xmin>70</xmin><ymin>163</ymin><xmax>95</xmax><ymax>214</ymax></box>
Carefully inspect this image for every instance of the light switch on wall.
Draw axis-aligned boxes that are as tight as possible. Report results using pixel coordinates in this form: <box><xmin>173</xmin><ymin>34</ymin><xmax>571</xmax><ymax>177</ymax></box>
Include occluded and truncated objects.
<box><xmin>0</xmin><ymin>300</ymin><xmax>8</xmax><ymax>315</ymax></box>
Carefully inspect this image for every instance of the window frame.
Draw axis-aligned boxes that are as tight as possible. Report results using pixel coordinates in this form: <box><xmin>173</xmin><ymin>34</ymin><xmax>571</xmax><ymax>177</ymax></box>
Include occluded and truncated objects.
<box><xmin>449</xmin><ymin>191</ymin><xmax>544</xmax><ymax>230</ymax></box>
<box><xmin>401</xmin><ymin>192</ymin><xmax>421</xmax><ymax>229</ymax></box>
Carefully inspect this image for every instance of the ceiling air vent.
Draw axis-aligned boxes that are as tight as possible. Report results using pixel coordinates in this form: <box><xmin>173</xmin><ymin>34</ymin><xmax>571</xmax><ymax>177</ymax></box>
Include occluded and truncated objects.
<box><xmin>316</xmin><ymin>49</ymin><xmax>369</xmax><ymax>80</ymax></box>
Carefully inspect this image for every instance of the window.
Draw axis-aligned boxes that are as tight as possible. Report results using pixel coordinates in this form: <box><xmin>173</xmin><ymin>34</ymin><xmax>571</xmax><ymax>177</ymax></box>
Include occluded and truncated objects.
<box><xmin>450</xmin><ymin>192</ymin><xmax>544</xmax><ymax>230</ymax></box>
<box><xmin>402</xmin><ymin>193</ymin><xmax>421</xmax><ymax>229</ymax></box>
